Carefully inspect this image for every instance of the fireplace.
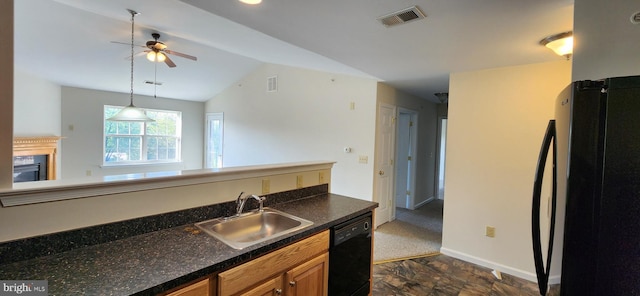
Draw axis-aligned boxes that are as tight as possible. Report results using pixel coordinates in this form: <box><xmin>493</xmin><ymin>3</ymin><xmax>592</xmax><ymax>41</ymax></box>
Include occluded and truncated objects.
<box><xmin>13</xmin><ymin>137</ymin><xmax>61</xmax><ymax>183</ymax></box>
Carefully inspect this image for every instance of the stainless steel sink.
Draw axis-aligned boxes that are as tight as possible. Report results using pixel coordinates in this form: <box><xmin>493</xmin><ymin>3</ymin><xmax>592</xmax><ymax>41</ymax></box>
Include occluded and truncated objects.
<box><xmin>195</xmin><ymin>208</ymin><xmax>313</xmax><ymax>249</ymax></box>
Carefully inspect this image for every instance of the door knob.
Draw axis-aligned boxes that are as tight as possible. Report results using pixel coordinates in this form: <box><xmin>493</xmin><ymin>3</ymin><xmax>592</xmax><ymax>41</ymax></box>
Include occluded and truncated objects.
<box><xmin>379</xmin><ymin>170</ymin><xmax>384</xmax><ymax>176</ymax></box>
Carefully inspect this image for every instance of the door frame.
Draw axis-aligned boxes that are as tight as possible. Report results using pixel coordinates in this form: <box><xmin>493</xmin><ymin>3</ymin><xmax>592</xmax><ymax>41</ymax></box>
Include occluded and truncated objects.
<box><xmin>435</xmin><ymin>116</ymin><xmax>447</xmax><ymax>199</ymax></box>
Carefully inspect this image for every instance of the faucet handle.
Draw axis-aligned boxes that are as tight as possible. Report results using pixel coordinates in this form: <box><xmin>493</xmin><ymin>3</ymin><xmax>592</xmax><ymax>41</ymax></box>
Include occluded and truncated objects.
<box><xmin>236</xmin><ymin>191</ymin><xmax>245</xmax><ymax>202</ymax></box>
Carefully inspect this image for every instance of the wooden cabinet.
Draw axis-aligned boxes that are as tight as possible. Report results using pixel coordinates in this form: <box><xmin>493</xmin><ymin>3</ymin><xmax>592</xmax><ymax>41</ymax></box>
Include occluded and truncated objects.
<box><xmin>163</xmin><ymin>278</ymin><xmax>211</xmax><ymax>296</ymax></box>
<box><xmin>237</xmin><ymin>276</ymin><xmax>282</xmax><ymax>296</ymax></box>
<box><xmin>218</xmin><ymin>230</ymin><xmax>330</xmax><ymax>296</ymax></box>
<box><xmin>285</xmin><ymin>252</ymin><xmax>329</xmax><ymax>296</ymax></box>
<box><xmin>159</xmin><ymin>230</ymin><xmax>330</xmax><ymax>296</ymax></box>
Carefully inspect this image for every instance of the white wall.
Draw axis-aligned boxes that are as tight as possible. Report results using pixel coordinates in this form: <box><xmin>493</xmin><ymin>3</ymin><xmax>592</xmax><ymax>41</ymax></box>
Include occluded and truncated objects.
<box><xmin>205</xmin><ymin>63</ymin><xmax>378</xmax><ymax>200</ymax></box>
<box><xmin>61</xmin><ymin>87</ymin><xmax>205</xmax><ymax>179</ymax></box>
<box><xmin>573</xmin><ymin>0</ymin><xmax>640</xmax><ymax>81</ymax></box>
<box><xmin>441</xmin><ymin>60</ymin><xmax>571</xmax><ymax>282</ymax></box>
<box><xmin>13</xmin><ymin>70</ymin><xmax>62</xmax><ymax>178</ymax></box>
<box><xmin>13</xmin><ymin>70</ymin><xmax>61</xmax><ymax>136</ymax></box>
<box><xmin>377</xmin><ymin>83</ymin><xmax>439</xmax><ymax>206</ymax></box>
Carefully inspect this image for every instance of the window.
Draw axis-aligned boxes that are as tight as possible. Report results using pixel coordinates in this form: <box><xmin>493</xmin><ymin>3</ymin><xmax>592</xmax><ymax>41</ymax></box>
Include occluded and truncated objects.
<box><xmin>205</xmin><ymin>113</ymin><xmax>224</xmax><ymax>168</ymax></box>
<box><xmin>104</xmin><ymin>106</ymin><xmax>182</xmax><ymax>165</ymax></box>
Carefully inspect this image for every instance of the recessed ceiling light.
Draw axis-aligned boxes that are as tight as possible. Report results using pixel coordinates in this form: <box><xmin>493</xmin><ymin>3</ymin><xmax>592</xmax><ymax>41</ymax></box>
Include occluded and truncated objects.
<box><xmin>239</xmin><ymin>0</ymin><xmax>262</xmax><ymax>4</ymax></box>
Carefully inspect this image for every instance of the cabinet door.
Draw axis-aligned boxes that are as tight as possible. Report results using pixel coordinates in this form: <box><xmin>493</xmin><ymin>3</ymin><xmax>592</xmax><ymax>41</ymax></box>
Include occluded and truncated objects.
<box><xmin>238</xmin><ymin>276</ymin><xmax>282</xmax><ymax>296</ymax></box>
<box><xmin>285</xmin><ymin>252</ymin><xmax>329</xmax><ymax>296</ymax></box>
<box><xmin>164</xmin><ymin>278</ymin><xmax>210</xmax><ymax>296</ymax></box>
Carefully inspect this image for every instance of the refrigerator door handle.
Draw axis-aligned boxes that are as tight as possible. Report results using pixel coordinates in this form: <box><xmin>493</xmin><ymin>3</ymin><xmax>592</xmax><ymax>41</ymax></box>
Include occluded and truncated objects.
<box><xmin>531</xmin><ymin>120</ymin><xmax>558</xmax><ymax>296</ymax></box>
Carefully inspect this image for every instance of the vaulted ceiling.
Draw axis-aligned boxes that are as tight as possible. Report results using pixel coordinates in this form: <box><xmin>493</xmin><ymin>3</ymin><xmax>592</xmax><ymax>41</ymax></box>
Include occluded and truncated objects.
<box><xmin>15</xmin><ymin>0</ymin><xmax>574</xmax><ymax>103</ymax></box>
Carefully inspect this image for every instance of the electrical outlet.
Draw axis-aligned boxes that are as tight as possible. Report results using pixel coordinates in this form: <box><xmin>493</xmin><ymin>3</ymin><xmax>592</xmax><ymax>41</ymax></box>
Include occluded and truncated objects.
<box><xmin>262</xmin><ymin>179</ymin><xmax>270</xmax><ymax>194</ymax></box>
<box><xmin>296</xmin><ymin>175</ymin><xmax>303</xmax><ymax>188</ymax></box>
<box><xmin>319</xmin><ymin>172</ymin><xmax>326</xmax><ymax>184</ymax></box>
<box><xmin>486</xmin><ymin>226</ymin><xmax>496</xmax><ymax>238</ymax></box>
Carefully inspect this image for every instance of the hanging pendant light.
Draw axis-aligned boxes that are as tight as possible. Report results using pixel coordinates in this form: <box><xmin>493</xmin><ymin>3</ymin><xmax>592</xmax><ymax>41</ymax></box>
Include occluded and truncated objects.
<box><xmin>108</xmin><ymin>9</ymin><xmax>154</xmax><ymax>122</ymax></box>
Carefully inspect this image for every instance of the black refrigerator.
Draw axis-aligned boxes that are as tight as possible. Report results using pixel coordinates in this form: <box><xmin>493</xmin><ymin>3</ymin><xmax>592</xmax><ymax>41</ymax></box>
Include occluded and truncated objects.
<box><xmin>531</xmin><ymin>75</ymin><xmax>640</xmax><ymax>296</ymax></box>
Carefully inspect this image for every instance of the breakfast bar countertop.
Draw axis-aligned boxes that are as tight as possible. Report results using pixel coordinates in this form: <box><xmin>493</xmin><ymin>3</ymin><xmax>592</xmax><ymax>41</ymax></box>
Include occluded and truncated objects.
<box><xmin>0</xmin><ymin>193</ymin><xmax>377</xmax><ymax>295</ymax></box>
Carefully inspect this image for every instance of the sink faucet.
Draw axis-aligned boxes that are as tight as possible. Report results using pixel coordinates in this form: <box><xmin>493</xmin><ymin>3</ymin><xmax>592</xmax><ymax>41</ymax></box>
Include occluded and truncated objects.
<box><xmin>236</xmin><ymin>193</ymin><xmax>266</xmax><ymax>216</ymax></box>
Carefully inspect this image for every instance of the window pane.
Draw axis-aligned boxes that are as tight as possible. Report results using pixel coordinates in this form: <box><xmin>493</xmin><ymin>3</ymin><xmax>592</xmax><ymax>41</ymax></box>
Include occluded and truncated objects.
<box><xmin>104</xmin><ymin>106</ymin><xmax>181</xmax><ymax>165</ymax></box>
<box><xmin>146</xmin><ymin>111</ymin><xmax>178</xmax><ymax>136</ymax></box>
<box><xmin>105</xmin><ymin>136</ymin><xmax>141</xmax><ymax>162</ymax></box>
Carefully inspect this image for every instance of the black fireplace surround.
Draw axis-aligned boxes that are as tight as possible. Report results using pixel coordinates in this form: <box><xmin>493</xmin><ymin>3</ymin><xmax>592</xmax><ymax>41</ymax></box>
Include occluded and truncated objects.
<box><xmin>13</xmin><ymin>155</ymin><xmax>48</xmax><ymax>182</ymax></box>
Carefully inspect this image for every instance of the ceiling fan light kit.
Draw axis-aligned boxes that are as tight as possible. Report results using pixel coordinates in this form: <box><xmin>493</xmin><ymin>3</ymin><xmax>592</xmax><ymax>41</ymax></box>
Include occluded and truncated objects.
<box><xmin>107</xmin><ymin>9</ymin><xmax>154</xmax><ymax>122</ymax></box>
<box><xmin>146</xmin><ymin>51</ymin><xmax>166</xmax><ymax>62</ymax></box>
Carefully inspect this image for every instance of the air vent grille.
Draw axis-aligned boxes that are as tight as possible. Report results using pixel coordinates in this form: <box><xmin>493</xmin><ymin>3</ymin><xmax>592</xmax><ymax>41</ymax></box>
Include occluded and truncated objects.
<box><xmin>632</xmin><ymin>11</ymin><xmax>640</xmax><ymax>24</ymax></box>
<box><xmin>378</xmin><ymin>6</ymin><xmax>426</xmax><ymax>27</ymax></box>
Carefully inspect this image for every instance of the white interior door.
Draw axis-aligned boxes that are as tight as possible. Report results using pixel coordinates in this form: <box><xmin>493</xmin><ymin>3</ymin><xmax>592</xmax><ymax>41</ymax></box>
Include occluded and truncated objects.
<box><xmin>395</xmin><ymin>113</ymin><xmax>411</xmax><ymax>209</ymax></box>
<box><xmin>375</xmin><ymin>104</ymin><xmax>396</xmax><ymax>227</ymax></box>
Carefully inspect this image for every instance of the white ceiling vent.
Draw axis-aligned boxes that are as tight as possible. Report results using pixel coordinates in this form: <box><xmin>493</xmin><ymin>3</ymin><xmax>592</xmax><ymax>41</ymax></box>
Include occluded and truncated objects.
<box><xmin>378</xmin><ymin>6</ymin><xmax>426</xmax><ymax>27</ymax></box>
<box><xmin>267</xmin><ymin>76</ymin><xmax>278</xmax><ymax>92</ymax></box>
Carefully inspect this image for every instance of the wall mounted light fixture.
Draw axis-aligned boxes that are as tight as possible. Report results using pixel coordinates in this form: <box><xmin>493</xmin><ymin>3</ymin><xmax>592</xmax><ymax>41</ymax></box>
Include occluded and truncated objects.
<box><xmin>540</xmin><ymin>31</ymin><xmax>573</xmax><ymax>60</ymax></box>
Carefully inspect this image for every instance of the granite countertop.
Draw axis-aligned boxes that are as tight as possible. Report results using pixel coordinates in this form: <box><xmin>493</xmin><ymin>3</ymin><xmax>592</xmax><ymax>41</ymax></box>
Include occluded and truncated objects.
<box><xmin>0</xmin><ymin>193</ymin><xmax>377</xmax><ymax>295</ymax></box>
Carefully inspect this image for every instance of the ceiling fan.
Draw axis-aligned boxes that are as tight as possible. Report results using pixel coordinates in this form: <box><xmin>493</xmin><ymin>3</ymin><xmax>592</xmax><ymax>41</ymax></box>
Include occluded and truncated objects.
<box><xmin>144</xmin><ymin>33</ymin><xmax>197</xmax><ymax>67</ymax></box>
<box><xmin>113</xmin><ymin>33</ymin><xmax>198</xmax><ymax>68</ymax></box>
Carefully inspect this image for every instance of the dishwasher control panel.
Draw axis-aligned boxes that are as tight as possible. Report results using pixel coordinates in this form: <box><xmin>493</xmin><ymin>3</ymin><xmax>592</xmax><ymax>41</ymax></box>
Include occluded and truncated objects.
<box><xmin>333</xmin><ymin>215</ymin><xmax>371</xmax><ymax>246</ymax></box>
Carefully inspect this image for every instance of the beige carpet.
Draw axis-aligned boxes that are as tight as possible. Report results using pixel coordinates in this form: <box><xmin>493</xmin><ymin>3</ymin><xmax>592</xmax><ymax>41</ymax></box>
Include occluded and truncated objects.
<box><xmin>373</xmin><ymin>199</ymin><xmax>443</xmax><ymax>263</ymax></box>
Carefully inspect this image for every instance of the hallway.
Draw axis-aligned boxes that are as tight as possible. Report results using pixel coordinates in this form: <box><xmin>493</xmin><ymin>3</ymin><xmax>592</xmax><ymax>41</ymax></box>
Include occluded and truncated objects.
<box><xmin>374</xmin><ymin>199</ymin><xmax>443</xmax><ymax>262</ymax></box>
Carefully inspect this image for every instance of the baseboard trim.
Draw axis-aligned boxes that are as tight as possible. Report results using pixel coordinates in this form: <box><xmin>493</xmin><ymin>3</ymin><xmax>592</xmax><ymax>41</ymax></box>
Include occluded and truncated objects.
<box><xmin>439</xmin><ymin>247</ymin><xmax>561</xmax><ymax>284</ymax></box>
<box><xmin>413</xmin><ymin>196</ymin><xmax>434</xmax><ymax>209</ymax></box>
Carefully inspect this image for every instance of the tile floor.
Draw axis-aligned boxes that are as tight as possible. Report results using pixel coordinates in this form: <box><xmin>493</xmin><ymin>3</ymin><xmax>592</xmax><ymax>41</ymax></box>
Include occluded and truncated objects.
<box><xmin>373</xmin><ymin>254</ymin><xmax>560</xmax><ymax>296</ymax></box>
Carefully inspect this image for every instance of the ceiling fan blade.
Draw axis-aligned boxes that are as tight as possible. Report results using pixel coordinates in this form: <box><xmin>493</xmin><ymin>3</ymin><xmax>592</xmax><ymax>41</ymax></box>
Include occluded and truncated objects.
<box><xmin>124</xmin><ymin>51</ymin><xmax>149</xmax><ymax>60</ymax></box>
<box><xmin>164</xmin><ymin>49</ymin><xmax>197</xmax><ymax>61</ymax></box>
<box><xmin>111</xmin><ymin>41</ymin><xmax>147</xmax><ymax>48</ymax></box>
<box><xmin>164</xmin><ymin>55</ymin><xmax>177</xmax><ymax>68</ymax></box>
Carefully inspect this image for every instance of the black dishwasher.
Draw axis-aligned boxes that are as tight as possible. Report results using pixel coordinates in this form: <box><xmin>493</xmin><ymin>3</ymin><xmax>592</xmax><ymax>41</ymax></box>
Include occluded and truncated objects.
<box><xmin>328</xmin><ymin>212</ymin><xmax>372</xmax><ymax>296</ymax></box>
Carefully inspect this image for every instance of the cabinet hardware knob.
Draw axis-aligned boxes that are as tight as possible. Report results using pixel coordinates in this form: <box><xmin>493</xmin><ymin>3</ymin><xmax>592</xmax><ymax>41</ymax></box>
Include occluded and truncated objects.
<box><xmin>289</xmin><ymin>281</ymin><xmax>296</xmax><ymax>287</ymax></box>
<box><xmin>379</xmin><ymin>170</ymin><xmax>384</xmax><ymax>175</ymax></box>
<box><xmin>275</xmin><ymin>288</ymin><xmax>282</xmax><ymax>295</ymax></box>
